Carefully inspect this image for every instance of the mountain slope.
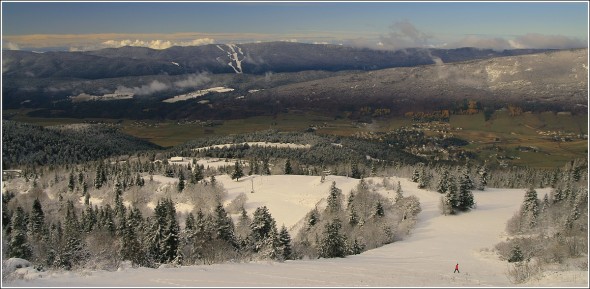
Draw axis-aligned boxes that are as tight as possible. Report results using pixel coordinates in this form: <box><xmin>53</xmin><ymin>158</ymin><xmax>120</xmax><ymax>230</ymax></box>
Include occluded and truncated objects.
<box><xmin>3</xmin><ymin>42</ymin><xmax>553</xmax><ymax>79</ymax></box>
<box><xmin>256</xmin><ymin>48</ymin><xmax>588</xmax><ymax>113</ymax></box>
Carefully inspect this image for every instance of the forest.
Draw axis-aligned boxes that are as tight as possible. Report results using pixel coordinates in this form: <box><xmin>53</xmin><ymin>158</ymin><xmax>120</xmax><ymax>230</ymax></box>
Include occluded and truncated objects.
<box><xmin>1</xmin><ymin>124</ymin><xmax>587</xmax><ymax>283</ymax></box>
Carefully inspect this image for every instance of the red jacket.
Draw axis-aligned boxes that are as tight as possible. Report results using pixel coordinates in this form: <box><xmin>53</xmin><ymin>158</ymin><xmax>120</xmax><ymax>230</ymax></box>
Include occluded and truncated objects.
<box><xmin>455</xmin><ymin>264</ymin><xmax>459</xmax><ymax>270</ymax></box>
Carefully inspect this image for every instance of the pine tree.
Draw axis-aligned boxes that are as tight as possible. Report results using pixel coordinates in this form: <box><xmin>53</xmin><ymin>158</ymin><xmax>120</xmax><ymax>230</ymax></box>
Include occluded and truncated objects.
<box><xmin>9</xmin><ymin>207</ymin><xmax>32</xmax><ymax>259</ymax></box>
<box><xmin>120</xmin><ymin>212</ymin><xmax>143</xmax><ymax>266</ymax></box>
<box><xmin>68</xmin><ymin>172</ymin><xmax>76</xmax><ymax>192</ymax></box>
<box><xmin>284</xmin><ymin>159</ymin><xmax>293</xmax><ymax>175</ymax></box>
<box><xmin>411</xmin><ymin>166</ymin><xmax>420</xmax><ymax>182</ymax></box>
<box><xmin>213</xmin><ymin>203</ymin><xmax>236</xmax><ymax>246</ymax></box>
<box><xmin>29</xmin><ymin>198</ymin><xmax>45</xmax><ymax>238</ymax></box>
<box><xmin>185</xmin><ymin>213</ymin><xmax>196</xmax><ymax>232</ymax></box>
<box><xmin>250</xmin><ymin>206</ymin><xmax>276</xmax><ymax>252</ymax></box>
<box><xmin>318</xmin><ymin>219</ymin><xmax>347</xmax><ymax>258</ymax></box>
<box><xmin>278</xmin><ymin>225</ymin><xmax>292</xmax><ymax>260</ymax></box>
<box><xmin>177</xmin><ymin>171</ymin><xmax>185</xmax><ymax>192</ymax></box>
<box><xmin>192</xmin><ymin>166</ymin><xmax>204</xmax><ymax>183</ymax></box>
<box><xmin>458</xmin><ymin>169</ymin><xmax>475</xmax><ymax>210</ymax></box>
<box><xmin>395</xmin><ymin>182</ymin><xmax>404</xmax><ymax>203</ymax></box>
<box><xmin>437</xmin><ymin>170</ymin><xmax>450</xmax><ymax>194</ymax></box>
<box><xmin>346</xmin><ymin>191</ymin><xmax>355</xmax><ymax>210</ymax></box>
<box><xmin>307</xmin><ymin>209</ymin><xmax>319</xmax><ymax>230</ymax></box>
<box><xmin>349</xmin><ymin>238</ymin><xmax>365</xmax><ymax>255</ymax></box>
<box><xmin>351</xmin><ymin>162</ymin><xmax>361</xmax><ymax>179</ymax></box>
<box><xmin>150</xmin><ymin>199</ymin><xmax>181</xmax><ymax>264</ymax></box>
<box><xmin>521</xmin><ymin>187</ymin><xmax>539</xmax><ymax>229</ymax></box>
<box><xmin>262</xmin><ymin>159</ymin><xmax>271</xmax><ymax>175</ymax></box>
<box><xmin>326</xmin><ymin>182</ymin><xmax>343</xmax><ymax>214</ymax></box>
<box><xmin>508</xmin><ymin>245</ymin><xmax>524</xmax><ymax>262</ymax></box>
<box><xmin>260</xmin><ymin>222</ymin><xmax>282</xmax><ymax>260</ymax></box>
<box><xmin>418</xmin><ymin>166</ymin><xmax>429</xmax><ymax>189</ymax></box>
<box><xmin>82</xmin><ymin>203</ymin><xmax>96</xmax><ymax>233</ymax></box>
<box><xmin>232</xmin><ymin>161</ymin><xmax>244</xmax><ymax>181</ymax></box>
<box><xmin>477</xmin><ymin>165</ymin><xmax>488</xmax><ymax>191</ymax></box>
<box><xmin>374</xmin><ymin>200</ymin><xmax>385</xmax><ymax>218</ymax></box>
<box><xmin>60</xmin><ymin>201</ymin><xmax>86</xmax><ymax>269</ymax></box>
<box><xmin>348</xmin><ymin>206</ymin><xmax>359</xmax><ymax>226</ymax></box>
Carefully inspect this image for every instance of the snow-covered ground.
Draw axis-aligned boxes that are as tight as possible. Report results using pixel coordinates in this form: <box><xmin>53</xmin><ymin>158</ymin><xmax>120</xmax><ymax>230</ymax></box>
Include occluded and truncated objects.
<box><xmin>69</xmin><ymin>92</ymin><xmax>134</xmax><ymax>102</ymax></box>
<box><xmin>194</xmin><ymin>142</ymin><xmax>311</xmax><ymax>152</ymax></box>
<box><xmin>4</xmin><ymin>175</ymin><xmax>588</xmax><ymax>287</ymax></box>
<box><xmin>162</xmin><ymin>87</ymin><xmax>234</xmax><ymax>103</ymax></box>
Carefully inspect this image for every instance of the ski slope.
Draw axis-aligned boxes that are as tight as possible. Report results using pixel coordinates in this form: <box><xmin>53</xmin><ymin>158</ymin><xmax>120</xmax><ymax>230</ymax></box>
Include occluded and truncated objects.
<box><xmin>4</xmin><ymin>175</ymin><xmax>588</xmax><ymax>287</ymax></box>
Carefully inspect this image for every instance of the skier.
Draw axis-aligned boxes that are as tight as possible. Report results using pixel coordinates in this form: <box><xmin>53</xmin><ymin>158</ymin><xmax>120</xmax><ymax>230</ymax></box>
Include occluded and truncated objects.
<box><xmin>454</xmin><ymin>263</ymin><xmax>460</xmax><ymax>273</ymax></box>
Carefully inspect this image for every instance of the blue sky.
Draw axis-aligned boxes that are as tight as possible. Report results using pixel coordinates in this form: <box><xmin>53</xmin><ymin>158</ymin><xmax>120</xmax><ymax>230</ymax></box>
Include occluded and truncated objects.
<box><xmin>1</xmin><ymin>1</ymin><xmax>588</xmax><ymax>51</ymax></box>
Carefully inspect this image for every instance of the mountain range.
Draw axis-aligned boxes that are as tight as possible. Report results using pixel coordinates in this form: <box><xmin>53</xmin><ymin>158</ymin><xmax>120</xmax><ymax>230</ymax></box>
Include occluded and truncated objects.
<box><xmin>2</xmin><ymin>42</ymin><xmax>587</xmax><ymax>119</ymax></box>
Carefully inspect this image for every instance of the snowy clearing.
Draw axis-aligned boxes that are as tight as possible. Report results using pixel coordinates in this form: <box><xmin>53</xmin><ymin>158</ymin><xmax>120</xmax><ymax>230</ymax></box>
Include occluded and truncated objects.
<box><xmin>193</xmin><ymin>142</ymin><xmax>311</xmax><ymax>152</ymax></box>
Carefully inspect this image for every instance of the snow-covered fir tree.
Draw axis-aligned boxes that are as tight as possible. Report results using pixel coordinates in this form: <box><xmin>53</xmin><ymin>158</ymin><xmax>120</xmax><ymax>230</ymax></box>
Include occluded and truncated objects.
<box><xmin>318</xmin><ymin>219</ymin><xmax>347</xmax><ymax>258</ymax></box>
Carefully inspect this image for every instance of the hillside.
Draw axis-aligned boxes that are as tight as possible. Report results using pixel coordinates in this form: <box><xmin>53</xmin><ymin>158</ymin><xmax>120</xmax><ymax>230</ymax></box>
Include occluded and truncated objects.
<box><xmin>1</xmin><ymin>121</ymin><xmax>161</xmax><ymax>168</ymax></box>
<box><xmin>257</xmin><ymin>48</ymin><xmax>588</xmax><ymax>114</ymax></box>
<box><xmin>2</xmin><ymin>42</ymin><xmax>552</xmax><ymax>79</ymax></box>
<box><xmin>4</xmin><ymin>175</ymin><xmax>587</xmax><ymax>287</ymax></box>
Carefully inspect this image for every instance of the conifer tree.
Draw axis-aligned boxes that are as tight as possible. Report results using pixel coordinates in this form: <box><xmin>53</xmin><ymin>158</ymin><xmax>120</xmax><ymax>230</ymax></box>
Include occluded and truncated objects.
<box><xmin>250</xmin><ymin>206</ymin><xmax>276</xmax><ymax>252</ymax></box>
<box><xmin>458</xmin><ymin>170</ymin><xmax>475</xmax><ymax>210</ymax></box>
<box><xmin>68</xmin><ymin>172</ymin><xmax>76</xmax><ymax>192</ymax></box>
<box><xmin>508</xmin><ymin>245</ymin><xmax>524</xmax><ymax>263</ymax></box>
<box><xmin>9</xmin><ymin>206</ymin><xmax>32</xmax><ymax>259</ymax></box>
<box><xmin>213</xmin><ymin>203</ymin><xmax>236</xmax><ymax>246</ymax></box>
<box><xmin>437</xmin><ymin>170</ymin><xmax>450</xmax><ymax>194</ymax></box>
<box><xmin>29</xmin><ymin>199</ymin><xmax>45</xmax><ymax>238</ymax></box>
<box><xmin>351</xmin><ymin>162</ymin><xmax>361</xmax><ymax>179</ymax></box>
<box><xmin>232</xmin><ymin>161</ymin><xmax>244</xmax><ymax>181</ymax></box>
<box><xmin>284</xmin><ymin>159</ymin><xmax>293</xmax><ymax>175</ymax></box>
<box><xmin>411</xmin><ymin>167</ymin><xmax>420</xmax><ymax>182</ymax></box>
<box><xmin>262</xmin><ymin>159</ymin><xmax>271</xmax><ymax>175</ymax></box>
<box><xmin>374</xmin><ymin>200</ymin><xmax>385</xmax><ymax>218</ymax></box>
<box><xmin>326</xmin><ymin>182</ymin><xmax>343</xmax><ymax>214</ymax></box>
<box><xmin>521</xmin><ymin>187</ymin><xmax>539</xmax><ymax>229</ymax></box>
<box><xmin>318</xmin><ymin>219</ymin><xmax>347</xmax><ymax>258</ymax></box>
<box><xmin>178</xmin><ymin>171</ymin><xmax>185</xmax><ymax>192</ymax></box>
<box><xmin>418</xmin><ymin>166</ymin><xmax>429</xmax><ymax>189</ymax></box>
<box><xmin>278</xmin><ymin>225</ymin><xmax>292</xmax><ymax>260</ymax></box>
<box><xmin>348</xmin><ymin>206</ymin><xmax>359</xmax><ymax>226</ymax></box>
<box><xmin>395</xmin><ymin>182</ymin><xmax>404</xmax><ymax>203</ymax></box>
<box><xmin>477</xmin><ymin>165</ymin><xmax>488</xmax><ymax>190</ymax></box>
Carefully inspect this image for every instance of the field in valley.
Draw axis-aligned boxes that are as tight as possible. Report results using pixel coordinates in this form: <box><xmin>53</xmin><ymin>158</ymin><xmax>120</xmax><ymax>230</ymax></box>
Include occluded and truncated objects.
<box><xmin>3</xmin><ymin>109</ymin><xmax>587</xmax><ymax>168</ymax></box>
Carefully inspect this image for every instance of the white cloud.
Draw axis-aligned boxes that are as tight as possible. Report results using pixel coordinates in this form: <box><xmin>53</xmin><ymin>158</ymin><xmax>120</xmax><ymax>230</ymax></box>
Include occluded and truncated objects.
<box><xmin>115</xmin><ymin>80</ymin><xmax>169</xmax><ymax>96</ymax></box>
<box><xmin>3</xmin><ymin>42</ymin><xmax>20</xmax><ymax>50</ymax></box>
<box><xmin>447</xmin><ymin>33</ymin><xmax>586</xmax><ymax>50</ymax></box>
<box><xmin>70</xmin><ymin>38</ymin><xmax>215</xmax><ymax>51</ymax></box>
<box><xmin>510</xmin><ymin>33</ymin><xmax>586</xmax><ymax>49</ymax></box>
<box><xmin>378</xmin><ymin>20</ymin><xmax>434</xmax><ymax>50</ymax></box>
<box><xmin>448</xmin><ymin>36</ymin><xmax>513</xmax><ymax>50</ymax></box>
<box><xmin>173</xmin><ymin>73</ymin><xmax>211</xmax><ymax>89</ymax></box>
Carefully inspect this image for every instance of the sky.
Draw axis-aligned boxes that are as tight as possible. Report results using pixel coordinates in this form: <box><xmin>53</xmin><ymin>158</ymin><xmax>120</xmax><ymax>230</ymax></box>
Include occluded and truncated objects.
<box><xmin>1</xmin><ymin>1</ymin><xmax>588</xmax><ymax>51</ymax></box>
<box><xmin>4</xmin><ymin>173</ymin><xmax>587</xmax><ymax>286</ymax></box>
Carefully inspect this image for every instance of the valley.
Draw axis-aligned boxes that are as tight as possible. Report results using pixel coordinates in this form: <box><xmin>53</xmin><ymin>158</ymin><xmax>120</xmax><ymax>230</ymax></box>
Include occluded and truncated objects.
<box><xmin>4</xmin><ymin>108</ymin><xmax>586</xmax><ymax>169</ymax></box>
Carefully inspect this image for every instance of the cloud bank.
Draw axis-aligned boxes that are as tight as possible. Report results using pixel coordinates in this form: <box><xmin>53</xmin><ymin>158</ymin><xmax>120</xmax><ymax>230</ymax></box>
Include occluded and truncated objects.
<box><xmin>3</xmin><ymin>24</ymin><xmax>586</xmax><ymax>52</ymax></box>
<box><xmin>71</xmin><ymin>38</ymin><xmax>215</xmax><ymax>51</ymax></box>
